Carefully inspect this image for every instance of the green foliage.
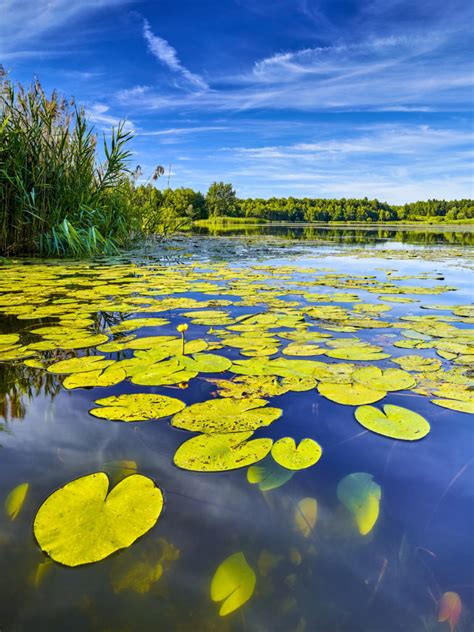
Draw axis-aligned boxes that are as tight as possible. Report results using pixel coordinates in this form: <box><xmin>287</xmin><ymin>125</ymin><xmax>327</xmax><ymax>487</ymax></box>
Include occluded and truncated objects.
<box><xmin>206</xmin><ymin>181</ymin><xmax>238</xmax><ymax>217</ymax></box>
<box><xmin>0</xmin><ymin>72</ymin><xmax>138</xmax><ymax>256</ymax></box>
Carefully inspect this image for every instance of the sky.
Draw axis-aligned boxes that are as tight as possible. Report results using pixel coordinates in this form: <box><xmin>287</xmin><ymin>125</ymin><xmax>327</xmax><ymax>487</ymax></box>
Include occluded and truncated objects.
<box><xmin>1</xmin><ymin>0</ymin><xmax>474</xmax><ymax>203</ymax></box>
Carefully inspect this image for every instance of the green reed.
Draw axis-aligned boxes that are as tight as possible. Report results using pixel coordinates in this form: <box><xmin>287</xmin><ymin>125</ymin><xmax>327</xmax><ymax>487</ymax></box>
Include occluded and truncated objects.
<box><xmin>0</xmin><ymin>72</ymin><xmax>137</xmax><ymax>256</ymax></box>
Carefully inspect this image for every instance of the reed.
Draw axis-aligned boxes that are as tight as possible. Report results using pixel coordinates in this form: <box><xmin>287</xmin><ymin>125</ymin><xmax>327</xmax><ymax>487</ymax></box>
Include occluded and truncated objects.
<box><xmin>0</xmin><ymin>71</ymin><xmax>137</xmax><ymax>256</ymax></box>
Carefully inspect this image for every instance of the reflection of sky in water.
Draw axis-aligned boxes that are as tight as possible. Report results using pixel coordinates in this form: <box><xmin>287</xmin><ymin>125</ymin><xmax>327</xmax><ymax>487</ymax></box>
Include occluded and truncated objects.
<box><xmin>0</xmin><ymin>242</ymin><xmax>473</xmax><ymax>630</ymax></box>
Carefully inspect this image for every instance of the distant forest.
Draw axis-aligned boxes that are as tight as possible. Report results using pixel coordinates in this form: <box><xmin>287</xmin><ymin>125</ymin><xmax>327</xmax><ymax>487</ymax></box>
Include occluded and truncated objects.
<box><xmin>134</xmin><ymin>181</ymin><xmax>473</xmax><ymax>224</ymax></box>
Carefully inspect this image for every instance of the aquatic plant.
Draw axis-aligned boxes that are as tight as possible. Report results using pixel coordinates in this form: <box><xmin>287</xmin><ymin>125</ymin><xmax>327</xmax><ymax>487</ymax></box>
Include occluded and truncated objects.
<box><xmin>0</xmin><ymin>71</ymin><xmax>136</xmax><ymax>256</ymax></box>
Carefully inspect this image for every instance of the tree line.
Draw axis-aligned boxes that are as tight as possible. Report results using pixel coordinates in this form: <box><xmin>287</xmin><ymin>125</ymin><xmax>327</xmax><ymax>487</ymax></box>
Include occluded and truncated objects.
<box><xmin>132</xmin><ymin>181</ymin><xmax>473</xmax><ymax>224</ymax></box>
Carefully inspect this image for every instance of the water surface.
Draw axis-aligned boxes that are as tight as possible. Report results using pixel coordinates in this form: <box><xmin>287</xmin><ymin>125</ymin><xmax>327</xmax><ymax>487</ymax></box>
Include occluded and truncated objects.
<box><xmin>0</xmin><ymin>228</ymin><xmax>473</xmax><ymax>631</ymax></box>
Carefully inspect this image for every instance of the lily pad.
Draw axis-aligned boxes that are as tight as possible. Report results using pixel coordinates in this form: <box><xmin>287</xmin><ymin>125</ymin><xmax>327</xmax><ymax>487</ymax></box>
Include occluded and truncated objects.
<box><xmin>352</xmin><ymin>366</ymin><xmax>416</xmax><ymax>392</ymax></box>
<box><xmin>174</xmin><ymin>431</ymin><xmax>272</xmax><ymax>472</ymax></box>
<box><xmin>90</xmin><ymin>394</ymin><xmax>185</xmax><ymax>422</ymax></box>
<box><xmin>318</xmin><ymin>382</ymin><xmax>386</xmax><ymax>405</ymax></box>
<box><xmin>337</xmin><ymin>473</ymin><xmax>381</xmax><ymax>536</ymax></box>
<box><xmin>354</xmin><ymin>404</ymin><xmax>430</xmax><ymax>440</ymax></box>
<box><xmin>210</xmin><ymin>552</ymin><xmax>256</xmax><ymax>616</ymax></box>
<box><xmin>171</xmin><ymin>398</ymin><xmax>282</xmax><ymax>434</ymax></box>
<box><xmin>271</xmin><ymin>438</ymin><xmax>322</xmax><ymax>470</ymax></box>
<box><xmin>33</xmin><ymin>473</ymin><xmax>163</xmax><ymax>566</ymax></box>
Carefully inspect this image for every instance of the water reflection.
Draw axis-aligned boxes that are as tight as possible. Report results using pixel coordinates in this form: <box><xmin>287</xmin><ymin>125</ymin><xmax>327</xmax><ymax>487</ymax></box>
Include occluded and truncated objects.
<box><xmin>0</xmin><ymin>236</ymin><xmax>472</xmax><ymax>631</ymax></box>
<box><xmin>193</xmin><ymin>222</ymin><xmax>474</xmax><ymax>246</ymax></box>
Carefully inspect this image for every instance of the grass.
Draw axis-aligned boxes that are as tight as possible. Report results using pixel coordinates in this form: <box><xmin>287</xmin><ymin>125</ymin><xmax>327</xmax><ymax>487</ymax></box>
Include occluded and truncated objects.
<box><xmin>0</xmin><ymin>73</ymin><xmax>138</xmax><ymax>256</ymax></box>
<box><xmin>193</xmin><ymin>215</ymin><xmax>265</xmax><ymax>226</ymax></box>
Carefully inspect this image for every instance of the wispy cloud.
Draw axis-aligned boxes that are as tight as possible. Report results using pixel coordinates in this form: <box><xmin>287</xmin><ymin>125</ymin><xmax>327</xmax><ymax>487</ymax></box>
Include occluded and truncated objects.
<box><xmin>87</xmin><ymin>104</ymin><xmax>135</xmax><ymax>132</ymax></box>
<box><xmin>141</xmin><ymin>126</ymin><xmax>231</xmax><ymax>137</ymax></box>
<box><xmin>142</xmin><ymin>19</ymin><xmax>208</xmax><ymax>91</ymax></box>
<box><xmin>0</xmin><ymin>0</ymin><xmax>134</xmax><ymax>56</ymax></box>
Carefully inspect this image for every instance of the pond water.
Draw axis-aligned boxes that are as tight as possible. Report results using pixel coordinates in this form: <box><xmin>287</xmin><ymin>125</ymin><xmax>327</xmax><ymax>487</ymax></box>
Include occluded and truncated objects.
<box><xmin>0</xmin><ymin>228</ymin><xmax>473</xmax><ymax>632</ymax></box>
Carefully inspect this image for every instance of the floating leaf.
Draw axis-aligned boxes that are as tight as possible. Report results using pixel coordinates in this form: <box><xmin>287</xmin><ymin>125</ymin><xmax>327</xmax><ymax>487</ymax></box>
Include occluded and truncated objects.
<box><xmin>210</xmin><ymin>552</ymin><xmax>256</xmax><ymax>616</ymax></box>
<box><xmin>438</xmin><ymin>591</ymin><xmax>462</xmax><ymax>632</ymax></box>
<box><xmin>63</xmin><ymin>366</ymin><xmax>126</xmax><ymax>389</ymax></box>
<box><xmin>174</xmin><ymin>431</ymin><xmax>272</xmax><ymax>472</ymax></box>
<box><xmin>271</xmin><ymin>438</ymin><xmax>322</xmax><ymax>470</ymax></box>
<box><xmin>293</xmin><ymin>498</ymin><xmax>317</xmax><ymax>538</ymax></box>
<box><xmin>33</xmin><ymin>473</ymin><xmax>163</xmax><ymax>566</ymax></box>
<box><xmin>432</xmin><ymin>399</ymin><xmax>474</xmax><ymax>414</ymax></box>
<box><xmin>47</xmin><ymin>356</ymin><xmax>113</xmax><ymax>374</ymax></box>
<box><xmin>352</xmin><ymin>366</ymin><xmax>416</xmax><ymax>392</ymax></box>
<box><xmin>354</xmin><ymin>404</ymin><xmax>430</xmax><ymax>440</ymax></box>
<box><xmin>182</xmin><ymin>353</ymin><xmax>232</xmax><ymax>373</ymax></box>
<box><xmin>318</xmin><ymin>382</ymin><xmax>386</xmax><ymax>405</ymax></box>
<box><xmin>90</xmin><ymin>393</ymin><xmax>185</xmax><ymax>422</ymax></box>
<box><xmin>171</xmin><ymin>398</ymin><xmax>281</xmax><ymax>434</ymax></box>
<box><xmin>337</xmin><ymin>473</ymin><xmax>381</xmax><ymax>536</ymax></box>
<box><xmin>5</xmin><ymin>482</ymin><xmax>29</xmax><ymax>520</ymax></box>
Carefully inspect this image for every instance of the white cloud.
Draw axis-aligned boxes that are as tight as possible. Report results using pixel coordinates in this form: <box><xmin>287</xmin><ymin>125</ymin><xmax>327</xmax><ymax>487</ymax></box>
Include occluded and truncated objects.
<box><xmin>0</xmin><ymin>0</ymin><xmax>134</xmax><ymax>56</ymax></box>
<box><xmin>142</xmin><ymin>19</ymin><xmax>208</xmax><ymax>91</ymax></box>
<box><xmin>87</xmin><ymin>104</ymin><xmax>135</xmax><ymax>132</ymax></box>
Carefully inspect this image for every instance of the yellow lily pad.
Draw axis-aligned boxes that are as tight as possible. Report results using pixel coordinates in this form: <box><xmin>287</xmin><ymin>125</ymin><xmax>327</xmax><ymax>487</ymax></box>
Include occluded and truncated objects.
<box><xmin>171</xmin><ymin>398</ymin><xmax>282</xmax><ymax>434</ymax></box>
<box><xmin>210</xmin><ymin>552</ymin><xmax>256</xmax><ymax>616</ymax></box>
<box><xmin>174</xmin><ymin>431</ymin><xmax>272</xmax><ymax>472</ymax></box>
<box><xmin>90</xmin><ymin>393</ymin><xmax>185</xmax><ymax>422</ymax></box>
<box><xmin>33</xmin><ymin>473</ymin><xmax>163</xmax><ymax>566</ymax></box>
<box><xmin>271</xmin><ymin>438</ymin><xmax>322</xmax><ymax>470</ymax></box>
<box><xmin>354</xmin><ymin>404</ymin><xmax>430</xmax><ymax>440</ymax></box>
<box><xmin>318</xmin><ymin>382</ymin><xmax>386</xmax><ymax>405</ymax></box>
<box><xmin>352</xmin><ymin>366</ymin><xmax>416</xmax><ymax>391</ymax></box>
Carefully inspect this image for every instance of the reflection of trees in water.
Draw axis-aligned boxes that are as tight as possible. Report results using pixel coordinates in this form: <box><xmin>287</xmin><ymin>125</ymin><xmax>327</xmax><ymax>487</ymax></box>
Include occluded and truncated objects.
<box><xmin>194</xmin><ymin>224</ymin><xmax>474</xmax><ymax>246</ymax></box>
<box><xmin>0</xmin><ymin>310</ymin><xmax>127</xmax><ymax>422</ymax></box>
<box><xmin>0</xmin><ymin>363</ymin><xmax>61</xmax><ymax>422</ymax></box>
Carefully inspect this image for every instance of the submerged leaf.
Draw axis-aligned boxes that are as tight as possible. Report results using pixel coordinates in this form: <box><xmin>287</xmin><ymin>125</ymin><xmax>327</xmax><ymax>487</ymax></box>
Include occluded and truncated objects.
<box><xmin>5</xmin><ymin>482</ymin><xmax>29</xmax><ymax>520</ymax></box>
<box><xmin>34</xmin><ymin>473</ymin><xmax>163</xmax><ymax>566</ymax></box>
<box><xmin>210</xmin><ymin>552</ymin><xmax>256</xmax><ymax>616</ymax></box>
<box><xmin>354</xmin><ymin>404</ymin><xmax>430</xmax><ymax>440</ymax></box>
<box><xmin>438</xmin><ymin>591</ymin><xmax>462</xmax><ymax>632</ymax></box>
<box><xmin>293</xmin><ymin>498</ymin><xmax>317</xmax><ymax>538</ymax></box>
<box><xmin>247</xmin><ymin>456</ymin><xmax>294</xmax><ymax>491</ymax></box>
<box><xmin>337</xmin><ymin>473</ymin><xmax>381</xmax><ymax>536</ymax></box>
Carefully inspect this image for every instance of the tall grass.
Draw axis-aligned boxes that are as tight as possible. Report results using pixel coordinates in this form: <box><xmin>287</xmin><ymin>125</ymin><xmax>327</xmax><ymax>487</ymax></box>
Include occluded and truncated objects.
<box><xmin>0</xmin><ymin>71</ymin><xmax>137</xmax><ymax>256</ymax></box>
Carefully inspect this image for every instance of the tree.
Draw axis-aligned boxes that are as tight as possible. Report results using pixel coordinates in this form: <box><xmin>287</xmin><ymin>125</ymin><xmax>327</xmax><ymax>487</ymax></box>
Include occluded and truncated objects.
<box><xmin>206</xmin><ymin>182</ymin><xmax>238</xmax><ymax>217</ymax></box>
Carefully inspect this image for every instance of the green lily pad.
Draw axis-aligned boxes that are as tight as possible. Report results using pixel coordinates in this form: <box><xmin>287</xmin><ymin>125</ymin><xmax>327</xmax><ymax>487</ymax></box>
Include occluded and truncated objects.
<box><xmin>271</xmin><ymin>437</ymin><xmax>322</xmax><ymax>470</ymax></box>
<box><xmin>47</xmin><ymin>356</ymin><xmax>113</xmax><ymax>374</ymax></box>
<box><xmin>174</xmin><ymin>431</ymin><xmax>272</xmax><ymax>472</ymax></box>
<box><xmin>172</xmin><ymin>398</ymin><xmax>282</xmax><ymax>434</ymax></box>
<box><xmin>318</xmin><ymin>382</ymin><xmax>386</xmax><ymax>405</ymax></box>
<box><xmin>33</xmin><ymin>473</ymin><xmax>163</xmax><ymax>566</ymax></box>
<box><xmin>354</xmin><ymin>404</ymin><xmax>430</xmax><ymax>440</ymax></box>
<box><xmin>90</xmin><ymin>394</ymin><xmax>185</xmax><ymax>422</ymax></box>
<box><xmin>352</xmin><ymin>366</ymin><xmax>416</xmax><ymax>391</ymax></box>
<box><xmin>431</xmin><ymin>399</ymin><xmax>474</xmax><ymax>414</ymax></box>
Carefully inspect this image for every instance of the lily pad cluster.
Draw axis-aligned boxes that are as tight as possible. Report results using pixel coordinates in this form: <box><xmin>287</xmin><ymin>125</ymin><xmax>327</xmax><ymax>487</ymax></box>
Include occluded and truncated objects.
<box><xmin>0</xmin><ymin>256</ymin><xmax>472</xmax><ymax>599</ymax></box>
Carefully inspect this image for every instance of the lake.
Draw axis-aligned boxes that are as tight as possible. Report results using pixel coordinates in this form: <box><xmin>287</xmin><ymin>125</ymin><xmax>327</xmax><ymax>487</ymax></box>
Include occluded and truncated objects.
<box><xmin>0</xmin><ymin>226</ymin><xmax>473</xmax><ymax>631</ymax></box>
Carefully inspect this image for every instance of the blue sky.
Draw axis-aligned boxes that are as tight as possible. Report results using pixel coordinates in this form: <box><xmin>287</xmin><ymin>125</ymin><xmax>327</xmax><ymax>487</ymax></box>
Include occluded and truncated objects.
<box><xmin>2</xmin><ymin>0</ymin><xmax>473</xmax><ymax>203</ymax></box>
